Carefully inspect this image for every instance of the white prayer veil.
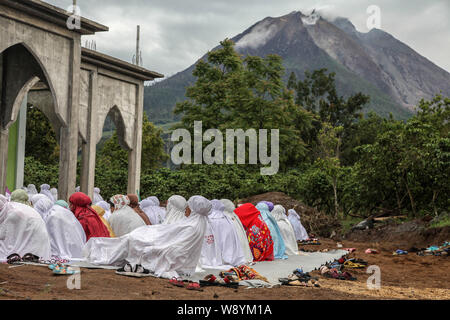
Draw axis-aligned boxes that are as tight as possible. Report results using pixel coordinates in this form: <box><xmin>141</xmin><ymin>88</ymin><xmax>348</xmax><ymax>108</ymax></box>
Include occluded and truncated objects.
<box><xmin>220</xmin><ymin>199</ymin><xmax>253</xmax><ymax>263</ymax></box>
<box><xmin>0</xmin><ymin>195</ymin><xmax>51</xmax><ymax>262</ymax></box>
<box><xmin>288</xmin><ymin>209</ymin><xmax>309</xmax><ymax>241</ymax></box>
<box><xmin>50</xmin><ymin>188</ymin><xmax>58</xmax><ymax>201</ymax></box>
<box><xmin>272</xmin><ymin>205</ymin><xmax>299</xmax><ymax>255</ymax></box>
<box><xmin>162</xmin><ymin>195</ymin><xmax>187</xmax><ymax>225</ymax></box>
<box><xmin>27</xmin><ymin>184</ymin><xmax>38</xmax><ymax>199</ymax></box>
<box><xmin>208</xmin><ymin>200</ymin><xmax>246</xmax><ymax>267</ymax></box>
<box><xmin>34</xmin><ymin>197</ymin><xmax>55</xmax><ymax>222</ymax></box>
<box><xmin>30</xmin><ymin>194</ymin><xmax>49</xmax><ymax>208</ymax></box>
<box><xmin>83</xmin><ymin>195</ymin><xmax>211</xmax><ymax>278</ymax></box>
<box><xmin>46</xmin><ymin>204</ymin><xmax>86</xmax><ymax>260</ymax></box>
<box><xmin>140</xmin><ymin>197</ymin><xmax>166</xmax><ymax>225</ymax></box>
<box><xmin>93</xmin><ymin>187</ymin><xmax>104</xmax><ymax>204</ymax></box>
<box><xmin>40</xmin><ymin>184</ymin><xmax>55</xmax><ymax>202</ymax></box>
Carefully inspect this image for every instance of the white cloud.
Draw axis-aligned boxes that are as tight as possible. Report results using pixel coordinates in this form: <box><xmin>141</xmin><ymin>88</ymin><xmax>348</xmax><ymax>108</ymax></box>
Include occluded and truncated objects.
<box><xmin>236</xmin><ymin>20</ymin><xmax>279</xmax><ymax>49</ymax></box>
<box><xmin>45</xmin><ymin>0</ymin><xmax>450</xmax><ymax>76</ymax></box>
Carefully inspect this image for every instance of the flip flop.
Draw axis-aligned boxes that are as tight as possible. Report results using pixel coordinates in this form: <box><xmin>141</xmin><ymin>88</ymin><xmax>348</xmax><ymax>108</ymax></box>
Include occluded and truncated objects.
<box><xmin>343</xmin><ymin>260</ymin><xmax>366</xmax><ymax>268</ymax></box>
<box><xmin>169</xmin><ymin>277</ymin><xmax>185</xmax><ymax>287</ymax></box>
<box><xmin>186</xmin><ymin>282</ymin><xmax>203</xmax><ymax>291</ymax></box>
<box><xmin>22</xmin><ymin>253</ymin><xmax>40</xmax><ymax>263</ymax></box>
<box><xmin>53</xmin><ymin>265</ymin><xmax>80</xmax><ymax>275</ymax></box>
<box><xmin>6</xmin><ymin>253</ymin><xmax>21</xmax><ymax>265</ymax></box>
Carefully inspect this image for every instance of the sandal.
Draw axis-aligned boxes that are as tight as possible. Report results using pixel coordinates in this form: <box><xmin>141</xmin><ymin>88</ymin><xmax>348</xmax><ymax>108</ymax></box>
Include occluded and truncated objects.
<box><xmin>6</xmin><ymin>253</ymin><xmax>22</xmax><ymax>265</ymax></box>
<box><xmin>186</xmin><ymin>282</ymin><xmax>203</xmax><ymax>291</ymax></box>
<box><xmin>22</xmin><ymin>253</ymin><xmax>40</xmax><ymax>263</ymax></box>
<box><xmin>169</xmin><ymin>277</ymin><xmax>185</xmax><ymax>287</ymax></box>
<box><xmin>343</xmin><ymin>260</ymin><xmax>366</xmax><ymax>268</ymax></box>
<box><xmin>53</xmin><ymin>265</ymin><xmax>80</xmax><ymax>275</ymax></box>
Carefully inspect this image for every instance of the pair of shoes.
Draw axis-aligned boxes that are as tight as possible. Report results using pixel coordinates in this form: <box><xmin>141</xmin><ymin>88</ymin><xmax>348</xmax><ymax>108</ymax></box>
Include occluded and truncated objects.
<box><xmin>116</xmin><ymin>263</ymin><xmax>151</xmax><ymax>277</ymax></box>
<box><xmin>6</xmin><ymin>253</ymin><xmax>39</xmax><ymax>264</ymax></box>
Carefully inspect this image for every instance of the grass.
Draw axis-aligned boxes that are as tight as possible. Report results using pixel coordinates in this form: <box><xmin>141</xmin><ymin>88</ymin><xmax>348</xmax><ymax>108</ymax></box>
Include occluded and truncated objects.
<box><xmin>341</xmin><ymin>216</ymin><xmax>362</xmax><ymax>233</ymax></box>
<box><xmin>429</xmin><ymin>215</ymin><xmax>450</xmax><ymax>229</ymax></box>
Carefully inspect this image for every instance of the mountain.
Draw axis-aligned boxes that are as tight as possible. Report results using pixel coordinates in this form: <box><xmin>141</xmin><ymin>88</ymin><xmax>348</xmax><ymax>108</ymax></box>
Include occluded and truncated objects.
<box><xmin>144</xmin><ymin>11</ymin><xmax>450</xmax><ymax>125</ymax></box>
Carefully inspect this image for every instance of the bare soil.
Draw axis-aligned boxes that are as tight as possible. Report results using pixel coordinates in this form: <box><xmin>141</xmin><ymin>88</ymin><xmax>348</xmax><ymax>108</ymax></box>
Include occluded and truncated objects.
<box><xmin>1</xmin><ymin>239</ymin><xmax>448</xmax><ymax>300</ymax></box>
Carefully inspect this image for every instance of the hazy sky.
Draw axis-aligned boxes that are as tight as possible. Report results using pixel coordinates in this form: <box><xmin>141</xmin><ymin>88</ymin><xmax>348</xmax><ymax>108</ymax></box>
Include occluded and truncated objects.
<box><xmin>47</xmin><ymin>0</ymin><xmax>450</xmax><ymax>79</ymax></box>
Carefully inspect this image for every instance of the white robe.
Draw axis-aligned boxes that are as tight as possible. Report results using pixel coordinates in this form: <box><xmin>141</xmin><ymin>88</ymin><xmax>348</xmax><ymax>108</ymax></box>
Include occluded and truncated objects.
<box><xmin>83</xmin><ymin>195</ymin><xmax>212</xmax><ymax>278</ymax></box>
<box><xmin>208</xmin><ymin>200</ymin><xmax>246</xmax><ymax>267</ymax></box>
<box><xmin>40</xmin><ymin>184</ymin><xmax>56</xmax><ymax>202</ymax></box>
<box><xmin>93</xmin><ymin>188</ymin><xmax>104</xmax><ymax>204</ymax></box>
<box><xmin>0</xmin><ymin>197</ymin><xmax>51</xmax><ymax>262</ymax></box>
<box><xmin>109</xmin><ymin>205</ymin><xmax>146</xmax><ymax>237</ymax></box>
<box><xmin>140</xmin><ymin>199</ymin><xmax>166</xmax><ymax>225</ymax></box>
<box><xmin>33</xmin><ymin>196</ymin><xmax>54</xmax><ymax>222</ymax></box>
<box><xmin>27</xmin><ymin>184</ymin><xmax>38</xmax><ymax>200</ymax></box>
<box><xmin>198</xmin><ymin>219</ymin><xmax>225</xmax><ymax>269</ymax></box>
<box><xmin>46</xmin><ymin>205</ymin><xmax>86</xmax><ymax>260</ymax></box>
<box><xmin>272</xmin><ymin>205</ymin><xmax>299</xmax><ymax>255</ymax></box>
<box><xmin>162</xmin><ymin>195</ymin><xmax>187</xmax><ymax>225</ymax></box>
<box><xmin>288</xmin><ymin>209</ymin><xmax>309</xmax><ymax>241</ymax></box>
<box><xmin>221</xmin><ymin>199</ymin><xmax>253</xmax><ymax>263</ymax></box>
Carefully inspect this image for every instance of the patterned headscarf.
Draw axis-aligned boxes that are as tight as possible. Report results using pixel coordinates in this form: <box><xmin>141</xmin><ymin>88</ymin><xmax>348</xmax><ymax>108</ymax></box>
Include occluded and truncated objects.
<box><xmin>110</xmin><ymin>195</ymin><xmax>130</xmax><ymax>211</ymax></box>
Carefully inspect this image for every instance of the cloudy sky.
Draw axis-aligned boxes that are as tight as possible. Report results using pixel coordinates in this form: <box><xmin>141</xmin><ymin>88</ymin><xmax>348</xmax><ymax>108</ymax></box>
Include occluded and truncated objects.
<box><xmin>47</xmin><ymin>0</ymin><xmax>450</xmax><ymax>79</ymax></box>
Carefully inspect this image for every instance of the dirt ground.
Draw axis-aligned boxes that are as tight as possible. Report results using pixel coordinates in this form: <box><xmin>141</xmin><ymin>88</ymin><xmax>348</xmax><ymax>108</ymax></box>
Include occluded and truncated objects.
<box><xmin>0</xmin><ymin>239</ymin><xmax>448</xmax><ymax>300</ymax></box>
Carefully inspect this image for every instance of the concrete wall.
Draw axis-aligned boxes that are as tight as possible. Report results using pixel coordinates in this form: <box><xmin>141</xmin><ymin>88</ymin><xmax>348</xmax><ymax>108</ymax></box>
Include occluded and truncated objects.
<box><xmin>0</xmin><ymin>13</ymin><xmax>72</xmax><ymax>126</ymax></box>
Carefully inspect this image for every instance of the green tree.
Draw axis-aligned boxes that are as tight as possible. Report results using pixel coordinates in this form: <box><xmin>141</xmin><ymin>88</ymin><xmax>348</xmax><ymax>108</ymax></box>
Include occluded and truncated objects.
<box><xmin>97</xmin><ymin>113</ymin><xmax>168</xmax><ymax>173</ymax></box>
<box><xmin>25</xmin><ymin>105</ymin><xmax>59</xmax><ymax>165</ymax></box>
<box><xmin>315</xmin><ymin>122</ymin><xmax>344</xmax><ymax>217</ymax></box>
<box><xmin>174</xmin><ymin>39</ymin><xmax>313</xmax><ymax>168</ymax></box>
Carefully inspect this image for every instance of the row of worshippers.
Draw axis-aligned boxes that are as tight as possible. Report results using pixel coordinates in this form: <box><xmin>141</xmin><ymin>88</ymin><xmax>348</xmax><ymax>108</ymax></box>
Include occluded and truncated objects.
<box><xmin>1</xmin><ymin>189</ymin><xmax>309</xmax><ymax>279</ymax></box>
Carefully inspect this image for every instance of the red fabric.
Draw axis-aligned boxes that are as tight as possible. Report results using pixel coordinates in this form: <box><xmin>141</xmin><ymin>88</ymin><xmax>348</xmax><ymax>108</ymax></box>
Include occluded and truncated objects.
<box><xmin>69</xmin><ymin>192</ymin><xmax>110</xmax><ymax>241</ymax></box>
<box><xmin>234</xmin><ymin>203</ymin><xmax>274</xmax><ymax>261</ymax></box>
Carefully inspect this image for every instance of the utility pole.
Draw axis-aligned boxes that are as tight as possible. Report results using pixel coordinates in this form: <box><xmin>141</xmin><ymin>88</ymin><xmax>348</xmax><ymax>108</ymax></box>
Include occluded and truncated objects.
<box><xmin>136</xmin><ymin>25</ymin><xmax>140</xmax><ymax>66</ymax></box>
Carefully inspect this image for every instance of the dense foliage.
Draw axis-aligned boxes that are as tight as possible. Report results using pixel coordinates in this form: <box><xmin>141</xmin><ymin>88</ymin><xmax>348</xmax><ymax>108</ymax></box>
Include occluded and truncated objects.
<box><xmin>23</xmin><ymin>40</ymin><xmax>449</xmax><ymax>219</ymax></box>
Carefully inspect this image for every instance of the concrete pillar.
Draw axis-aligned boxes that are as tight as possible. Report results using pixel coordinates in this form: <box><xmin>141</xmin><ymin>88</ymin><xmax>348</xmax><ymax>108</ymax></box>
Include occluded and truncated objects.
<box><xmin>15</xmin><ymin>96</ymin><xmax>27</xmax><ymax>189</ymax></box>
<box><xmin>80</xmin><ymin>70</ymin><xmax>97</xmax><ymax>200</ymax></box>
<box><xmin>0</xmin><ymin>53</ymin><xmax>6</xmax><ymax>194</ymax></box>
<box><xmin>58</xmin><ymin>38</ymin><xmax>81</xmax><ymax>201</ymax></box>
<box><xmin>127</xmin><ymin>83</ymin><xmax>144</xmax><ymax>195</ymax></box>
<box><xmin>0</xmin><ymin>129</ymin><xmax>9</xmax><ymax>194</ymax></box>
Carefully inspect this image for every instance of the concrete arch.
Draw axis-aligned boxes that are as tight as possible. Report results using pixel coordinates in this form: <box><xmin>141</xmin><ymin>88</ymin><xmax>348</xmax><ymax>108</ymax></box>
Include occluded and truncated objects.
<box><xmin>98</xmin><ymin>105</ymin><xmax>131</xmax><ymax>151</ymax></box>
<box><xmin>0</xmin><ymin>43</ymin><xmax>62</xmax><ymax>129</ymax></box>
